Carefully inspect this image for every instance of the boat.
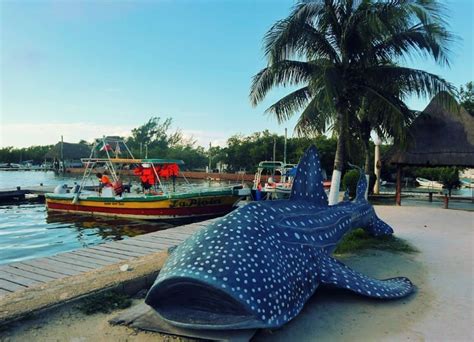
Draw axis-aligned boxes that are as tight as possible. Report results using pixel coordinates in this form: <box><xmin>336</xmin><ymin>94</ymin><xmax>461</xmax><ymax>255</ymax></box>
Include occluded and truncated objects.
<box><xmin>252</xmin><ymin>161</ymin><xmax>298</xmax><ymax>200</ymax></box>
<box><xmin>460</xmin><ymin>178</ymin><xmax>474</xmax><ymax>188</ymax></box>
<box><xmin>415</xmin><ymin>177</ymin><xmax>444</xmax><ymax>189</ymax></box>
<box><xmin>45</xmin><ymin>137</ymin><xmax>250</xmax><ymax>220</ymax></box>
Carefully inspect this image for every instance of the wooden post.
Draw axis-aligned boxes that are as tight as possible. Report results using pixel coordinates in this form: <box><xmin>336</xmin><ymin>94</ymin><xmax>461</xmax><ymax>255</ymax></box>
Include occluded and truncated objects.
<box><xmin>428</xmin><ymin>192</ymin><xmax>433</xmax><ymax>202</ymax></box>
<box><xmin>444</xmin><ymin>194</ymin><xmax>449</xmax><ymax>209</ymax></box>
<box><xmin>395</xmin><ymin>165</ymin><xmax>402</xmax><ymax>206</ymax></box>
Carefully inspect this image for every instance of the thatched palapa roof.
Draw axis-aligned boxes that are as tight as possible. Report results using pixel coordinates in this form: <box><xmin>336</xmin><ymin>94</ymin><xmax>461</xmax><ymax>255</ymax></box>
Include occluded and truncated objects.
<box><xmin>44</xmin><ymin>142</ymin><xmax>91</xmax><ymax>160</ymax></box>
<box><xmin>387</xmin><ymin>93</ymin><xmax>474</xmax><ymax>167</ymax></box>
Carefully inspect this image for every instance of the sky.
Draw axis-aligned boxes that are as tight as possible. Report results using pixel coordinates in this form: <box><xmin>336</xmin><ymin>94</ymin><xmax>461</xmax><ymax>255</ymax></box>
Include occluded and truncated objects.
<box><xmin>1</xmin><ymin>0</ymin><xmax>473</xmax><ymax>148</ymax></box>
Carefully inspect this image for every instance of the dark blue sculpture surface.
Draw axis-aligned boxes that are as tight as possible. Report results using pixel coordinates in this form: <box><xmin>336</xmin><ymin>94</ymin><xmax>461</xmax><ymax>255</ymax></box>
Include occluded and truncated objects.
<box><xmin>145</xmin><ymin>146</ymin><xmax>414</xmax><ymax>330</ymax></box>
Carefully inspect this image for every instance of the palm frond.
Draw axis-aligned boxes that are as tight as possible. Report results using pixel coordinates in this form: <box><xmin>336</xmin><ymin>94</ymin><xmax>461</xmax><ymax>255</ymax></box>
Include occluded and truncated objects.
<box><xmin>263</xmin><ymin>2</ymin><xmax>340</xmax><ymax>63</ymax></box>
<box><xmin>250</xmin><ymin>60</ymin><xmax>316</xmax><ymax>106</ymax></box>
<box><xmin>264</xmin><ymin>86</ymin><xmax>313</xmax><ymax>123</ymax></box>
<box><xmin>364</xmin><ymin>65</ymin><xmax>455</xmax><ymax>99</ymax></box>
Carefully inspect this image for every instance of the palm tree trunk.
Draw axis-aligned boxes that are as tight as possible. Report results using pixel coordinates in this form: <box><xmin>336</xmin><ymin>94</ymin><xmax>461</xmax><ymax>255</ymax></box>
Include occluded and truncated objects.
<box><xmin>328</xmin><ymin>112</ymin><xmax>346</xmax><ymax>205</ymax></box>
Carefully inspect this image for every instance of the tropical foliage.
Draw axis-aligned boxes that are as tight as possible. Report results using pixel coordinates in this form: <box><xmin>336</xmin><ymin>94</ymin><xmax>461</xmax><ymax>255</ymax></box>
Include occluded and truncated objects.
<box><xmin>250</xmin><ymin>0</ymin><xmax>455</xmax><ymax>203</ymax></box>
<box><xmin>223</xmin><ymin>130</ymin><xmax>338</xmax><ymax>173</ymax></box>
<box><xmin>458</xmin><ymin>81</ymin><xmax>474</xmax><ymax>115</ymax></box>
<box><xmin>0</xmin><ymin>145</ymin><xmax>53</xmax><ymax>164</ymax></box>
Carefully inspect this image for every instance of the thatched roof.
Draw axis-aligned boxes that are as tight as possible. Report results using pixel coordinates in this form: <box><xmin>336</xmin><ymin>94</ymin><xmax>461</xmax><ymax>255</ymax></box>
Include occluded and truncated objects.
<box><xmin>387</xmin><ymin>93</ymin><xmax>474</xmax><ymax>167</ymax></box>
<box><xmin>44</xmin><ymin>142</ymin><xmax>91</xmax><ymax>160</ymax></box>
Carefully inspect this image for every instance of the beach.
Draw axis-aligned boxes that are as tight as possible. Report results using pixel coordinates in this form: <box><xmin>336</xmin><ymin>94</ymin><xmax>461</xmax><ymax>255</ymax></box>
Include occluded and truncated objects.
<box><xmin>1</xmin><ymin>205</ymin><xmax>472</xmax><ymax>341</ymax></box>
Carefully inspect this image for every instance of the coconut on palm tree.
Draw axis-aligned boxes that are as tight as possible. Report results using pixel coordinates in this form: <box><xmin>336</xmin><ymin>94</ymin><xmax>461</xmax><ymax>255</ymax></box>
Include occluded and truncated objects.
<box><xmin>250</xmin><ymin>0</ymin><xmax>455</xmax><ymax>204</ymax></box>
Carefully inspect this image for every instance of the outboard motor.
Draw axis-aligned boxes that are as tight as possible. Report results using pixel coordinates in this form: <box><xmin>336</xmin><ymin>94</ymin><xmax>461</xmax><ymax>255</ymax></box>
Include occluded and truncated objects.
<box><xmin>53</xmin><ymin>184</ymin><xmax>68</xmax><ymax>194</ymax></box>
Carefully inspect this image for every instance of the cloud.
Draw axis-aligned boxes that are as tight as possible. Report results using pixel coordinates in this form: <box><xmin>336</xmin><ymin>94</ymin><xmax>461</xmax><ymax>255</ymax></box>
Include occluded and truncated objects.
<box><xmin>0</xmin><ymin>122</ymin><xmax>131</xmax><ymax>148</ymax></box>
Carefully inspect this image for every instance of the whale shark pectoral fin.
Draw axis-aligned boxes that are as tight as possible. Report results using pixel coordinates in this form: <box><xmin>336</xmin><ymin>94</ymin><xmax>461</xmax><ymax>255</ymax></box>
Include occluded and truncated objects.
<box><xmin>364</xmin><ymin>216</ymin><xmax>394</xmax><ymax>237</ymax></box>
<box><xmin>290</xmin><ymin>145</ymin><xmax>328</xmax><ymax>206</ymax></box>
<box><xmin>317</xmin><ymin>255</ymin><xmax>415</xmax><ymax>299</ymax></box>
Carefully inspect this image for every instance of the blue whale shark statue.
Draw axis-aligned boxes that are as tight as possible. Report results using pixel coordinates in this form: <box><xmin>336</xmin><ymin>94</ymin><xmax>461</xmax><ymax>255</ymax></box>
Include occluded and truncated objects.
<box><xmin>145</xmin><ymin>146</ymin><xmax>414</xmax><ymax>330</ymax></box>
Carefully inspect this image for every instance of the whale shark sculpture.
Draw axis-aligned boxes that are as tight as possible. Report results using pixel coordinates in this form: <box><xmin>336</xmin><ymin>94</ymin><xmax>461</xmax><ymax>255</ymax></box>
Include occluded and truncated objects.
<box><xmin>145</xmin><ymin>146</ymin><xmax>414</xmax><ymax>330</ymax></box>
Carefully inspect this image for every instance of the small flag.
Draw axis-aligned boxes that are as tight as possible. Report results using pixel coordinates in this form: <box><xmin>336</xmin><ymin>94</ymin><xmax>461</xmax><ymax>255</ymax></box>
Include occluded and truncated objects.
<box><xmin>114</xmin><ymin>142</ymin><xmax>121</xmax><ymax>155</ymax></box>
<box><xmin>100</xmin><ymin>143</ymin><xmax>113</xmax><ymax>151</ymax></box>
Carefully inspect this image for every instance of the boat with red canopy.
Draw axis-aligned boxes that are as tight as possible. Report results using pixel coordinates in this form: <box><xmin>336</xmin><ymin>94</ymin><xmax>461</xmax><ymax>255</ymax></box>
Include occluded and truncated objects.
<box><xmin>45</xmin><ymin>137</ymin><xmax>249</xmax><ymax>220</ymax></box>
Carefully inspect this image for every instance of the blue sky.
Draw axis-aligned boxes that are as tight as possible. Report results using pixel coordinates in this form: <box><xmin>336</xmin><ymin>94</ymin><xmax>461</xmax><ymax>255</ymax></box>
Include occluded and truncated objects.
<box><xmin>1</xmin><ymin>0</ymin><xmax>473</xmax><ymax>148</ymax></box>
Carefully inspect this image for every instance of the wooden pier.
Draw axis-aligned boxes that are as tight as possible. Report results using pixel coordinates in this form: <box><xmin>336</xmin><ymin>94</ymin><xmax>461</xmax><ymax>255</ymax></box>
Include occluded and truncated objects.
<box><xmin>0</xmin><ymin>186</ymin><xmax>56</xmax><ymax>201</ymax></box>
<box><xmin>0</xmin><ymin>218</ymin><xmax>219</xmax><ymax>325</ymax></box>
<box><xmin>0</xmin><ymin>218</ymin><xmax>213</xmax><ymax>299</ymax></box>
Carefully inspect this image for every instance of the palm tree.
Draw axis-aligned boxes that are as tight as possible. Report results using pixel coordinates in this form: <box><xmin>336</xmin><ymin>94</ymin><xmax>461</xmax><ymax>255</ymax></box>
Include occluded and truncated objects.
<box><xmin>250</xmin><ymin>0</ymin><xmax>454</xmax><ymax>204</ymax></box>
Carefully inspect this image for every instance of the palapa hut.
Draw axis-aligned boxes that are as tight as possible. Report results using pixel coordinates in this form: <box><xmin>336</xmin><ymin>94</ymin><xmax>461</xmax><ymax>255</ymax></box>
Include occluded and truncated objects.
<box><xmin>386</xmin><ymin>93</ymin><xmax>474</xmax><ymax>205</ymax></box>
<box><xmin>44</xmin><ymin>142</ymin><xmax>91</xmax><ymax>169</ymax></box>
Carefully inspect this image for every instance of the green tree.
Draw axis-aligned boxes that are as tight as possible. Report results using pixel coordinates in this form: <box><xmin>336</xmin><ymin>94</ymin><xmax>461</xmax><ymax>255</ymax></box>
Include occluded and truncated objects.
<box><xmin>126</xmin><ymin>117</ymin><xmax>182</xmax><ymax>157</ymax></box>
<box><xmin>458</xmin><ymin>81</ymin><xmax>474</xmax><ymax>115</ymax></box>
<box><xmin>250</xmin><ymin>0</ymin><xmax>454</xmax><ymax>204</ymax></box>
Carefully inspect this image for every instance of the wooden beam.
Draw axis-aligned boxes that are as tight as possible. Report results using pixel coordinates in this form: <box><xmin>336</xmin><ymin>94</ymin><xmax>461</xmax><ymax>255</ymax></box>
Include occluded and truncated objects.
<box><xmin>396</xmin><ymin>165</ymin><xmax>402</xmax><ymax>206</ymax></box>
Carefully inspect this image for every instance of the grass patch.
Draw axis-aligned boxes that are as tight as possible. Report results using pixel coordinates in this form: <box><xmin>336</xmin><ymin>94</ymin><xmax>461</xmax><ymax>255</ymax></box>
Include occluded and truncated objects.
<box><xmin>334</xmin><ymin>228</ymin><xmax>418</xmax><ymax>255</ymax></box>
<box><xmin>77</xmin><ymin>290</ymin><xmax>132</xmax><ymax>315</ymax></box>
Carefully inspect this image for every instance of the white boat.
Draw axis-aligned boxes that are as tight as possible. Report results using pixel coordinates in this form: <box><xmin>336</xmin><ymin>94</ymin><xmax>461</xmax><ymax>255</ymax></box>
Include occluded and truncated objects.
<box><xmin>415</xmin><ymin>177</ymin><xmax>444</xmax><ymax>189</ymax></box>
<box><xmin>252</xmin><ymin>161</ymin><xmax>297</xmax><ymax>200</ymax></box>
<box><xmin>460</xmin><ymin>178</ymin><xmax>474</xmax><ymax>188</ymax></box>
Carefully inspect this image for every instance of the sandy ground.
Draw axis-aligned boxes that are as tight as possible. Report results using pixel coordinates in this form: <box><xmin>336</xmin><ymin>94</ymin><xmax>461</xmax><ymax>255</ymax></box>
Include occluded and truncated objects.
<box><xmin>1</xmin><ymin>206</ymin><xmax>472</xmax><ymax>342</ymax></box>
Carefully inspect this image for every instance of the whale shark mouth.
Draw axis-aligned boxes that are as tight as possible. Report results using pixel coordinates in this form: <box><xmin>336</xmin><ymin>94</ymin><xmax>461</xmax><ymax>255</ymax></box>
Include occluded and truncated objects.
<box><xmin>145</xmin><ymin>278</ymin><xmax>259</xmax><ymax>330</ymax></box>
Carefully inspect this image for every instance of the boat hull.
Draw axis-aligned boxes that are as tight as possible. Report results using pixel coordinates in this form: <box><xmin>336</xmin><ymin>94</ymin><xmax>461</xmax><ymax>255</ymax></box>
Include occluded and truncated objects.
<box><xmin>46</xmin><ymin>194</ymin><xmax>241</xmax><ymax>220</ymax></box>
<box><xmin>415</xmin><ymin>177</ymin><xmax>444</xmax><ymax>189</ymax></box>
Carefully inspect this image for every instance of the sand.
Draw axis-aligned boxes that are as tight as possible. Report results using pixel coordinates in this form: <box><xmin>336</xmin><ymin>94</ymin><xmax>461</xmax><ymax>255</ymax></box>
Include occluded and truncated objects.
<box><xmin>1</xmin><ymin>205</ymin><xmax>473</xmax><ymax>341</ymax></box>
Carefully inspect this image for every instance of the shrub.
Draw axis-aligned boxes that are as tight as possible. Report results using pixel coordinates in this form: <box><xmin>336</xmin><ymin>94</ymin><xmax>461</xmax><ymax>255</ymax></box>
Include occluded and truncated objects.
<box><xmin>342</xmin><ymin>169</ymin><xmax>360</xmax><ymax>198</ymax></box>
<box><xmin>440</xmin><ymin>167</ymin><xmax>461</xmax><ymax>196</ymax></box>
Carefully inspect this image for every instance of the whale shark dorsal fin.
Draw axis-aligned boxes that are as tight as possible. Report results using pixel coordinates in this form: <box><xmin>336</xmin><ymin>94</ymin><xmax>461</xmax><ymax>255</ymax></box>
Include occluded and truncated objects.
<box><xmin>290</xmin><ymin>145</ymin><xmax>328</xmax><ymax>206</ymax></box>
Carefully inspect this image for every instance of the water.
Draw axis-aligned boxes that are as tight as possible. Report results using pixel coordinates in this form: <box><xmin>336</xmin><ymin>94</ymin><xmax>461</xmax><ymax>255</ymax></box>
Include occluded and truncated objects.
<box><xmin>0</xmin><ymin>171</ymin><xmax>221</xmax><ymax>265</ymax></box>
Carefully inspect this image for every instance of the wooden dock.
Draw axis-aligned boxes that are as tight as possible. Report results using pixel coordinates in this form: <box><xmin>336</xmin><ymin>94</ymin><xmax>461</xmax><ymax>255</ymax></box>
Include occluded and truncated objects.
<box><xmin>0</xmin><ymin>218</ymin><xmax>215</xmax><ymax>299</ymax></box>
<box><xmin>0</xmin><ymin>186</ymin><xmax>56</xmax><ymax>201</ymax></box>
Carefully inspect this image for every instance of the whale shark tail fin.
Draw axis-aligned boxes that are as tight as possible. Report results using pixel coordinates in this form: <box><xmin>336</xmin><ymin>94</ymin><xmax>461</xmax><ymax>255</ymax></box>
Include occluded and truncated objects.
<box><xmin>348</xmin><ymin>163</ymin><xmax>368</xmax><ymax>203</ymax></box>
<box><xmin>290</xmin><ymin>145</ymin><xmax>328</xmax><ymax>206</ymax></box>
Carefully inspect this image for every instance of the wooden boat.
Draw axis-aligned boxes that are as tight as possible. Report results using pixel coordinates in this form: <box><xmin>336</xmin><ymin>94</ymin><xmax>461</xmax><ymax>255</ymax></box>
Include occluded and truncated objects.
<box><xmin>45</xmin><ymin>137</ymin><xmax>249</xmax><ymax>220</ymax></box>
<box><xmin>415</xmin><ymin>177</ymin><xmax>444</xmax><ymax>189</ymax></box>
<box><xmin>46</xmin><ymin>187</ymin><xmax>246</xmax><ymax>219</ymax></box>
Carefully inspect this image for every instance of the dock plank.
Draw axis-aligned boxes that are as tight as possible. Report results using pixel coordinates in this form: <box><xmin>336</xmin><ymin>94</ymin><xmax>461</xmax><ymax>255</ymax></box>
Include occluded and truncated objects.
<box><xmin>146</xmin><ymin>235</ymin><xmax>184</xmax><ymax>245</ymax></box>
<box><xmin>92</xmin><ymin>244</ymin><xmax>150</xmax><ymax>257</ymax></box>
<box><xmin>91</xmin><ymin>246</ymin><xmax>148</xmax><ymax>259</ymax></box>
<box><xmin>108</xmin><ymin>241</ymin><xmax>161</xmax><ymax>253</ymax></box>
<box><xmin>0</xmin><ymin>272</ymin><xmax>41</xmax><ymax>287</ymax></box>
<box><xmin>116</xmin><ymin>239</ymin><xmax>168</xmax><ymax>251</ymax></box>
<box><xmin>44</xmin><ymin>257</ymin><xmax>95</xmax><ymax>272</ymax></box>
<box><xmin>132</xmin><ymin>236</ymin><xmax>177</xmax><ymax>248</ymax></box>
<box><xmin>71</xmin><ymin>250</ymin><xmax>126</xmax><ymax>263</ymax></box>
<box><xmin>49</xmin><ymin>253</ymin><xmax>111</xmax><ymax>268</ymax></box>
<box><xmin>9</xmin><ymin>263</ymin><xmax>68</xmax><ymax>280</ymax></box>
<box><xmin>0</xmin><ymin>288</ymin><xmax>11</xmax><ymax>296</ymax></box>
<box><xmin>0</xmin><ymin>279</ymin><xmax>27</xmax><ymax>292</ymax></box>
<box><xmin>59</xmin><ymin>252</ymin><xmax>114</xmax><ymax>266</ymax></box>
<box><xmin>0</xmin><ymin>266</ymin><xmax>56</xmax><ymax>283</ymax></box>
<box><xmin>20</xmin><ymin>259</ymin><xmax>83</xmax><ymax>276</ymax></box>
<box><xmin>152</xmin><ymin>230</ymin><xmax>190</xmax><ymax>240</ymax></box>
